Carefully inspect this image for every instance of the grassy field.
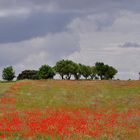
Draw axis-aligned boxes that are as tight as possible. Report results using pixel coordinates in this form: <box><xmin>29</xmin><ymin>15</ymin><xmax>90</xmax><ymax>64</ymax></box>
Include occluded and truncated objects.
<box><xmin>0</xmin><ymin>80</ymin><xmax>140</xmax><ymax>139</ymax></box>
<box><xmin>8</xmin><ymin>80</ymin><xmax>140</xmax><ymax>110</ymax></box>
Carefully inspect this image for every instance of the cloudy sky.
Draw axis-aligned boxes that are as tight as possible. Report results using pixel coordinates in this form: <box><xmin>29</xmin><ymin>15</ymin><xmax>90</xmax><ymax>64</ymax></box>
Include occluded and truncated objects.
<box><xmin>0</xmin><ymin>0</ymin><xmax>140</xmax><ymax>80</ymax></box>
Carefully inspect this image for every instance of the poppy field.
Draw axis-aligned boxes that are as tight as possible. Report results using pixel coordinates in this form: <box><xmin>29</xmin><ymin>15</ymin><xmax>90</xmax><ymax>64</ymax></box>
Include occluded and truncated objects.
<box><xmin>0</xmin><ymin>80</ymin><xmax>140</xmax><ymax>139</ymax></box>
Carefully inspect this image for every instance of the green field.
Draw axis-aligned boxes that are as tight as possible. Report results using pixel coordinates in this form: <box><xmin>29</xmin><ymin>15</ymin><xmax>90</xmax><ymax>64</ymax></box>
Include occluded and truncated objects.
<box><xmin>0</xmin><ymin>80</ymin><xmax>140</xmax><ymax>140</ymax></box>
<box><xmin>1</xmin><ymin>80</ymin><xmax>138</xmax><ymax>110</ymax></box>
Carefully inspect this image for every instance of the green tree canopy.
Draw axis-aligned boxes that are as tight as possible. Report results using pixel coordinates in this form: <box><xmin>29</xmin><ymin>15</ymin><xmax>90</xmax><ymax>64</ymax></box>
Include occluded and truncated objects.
<box><xmin>55</xmin><ymin>60</ymin><xmax>77</xmax><ymax>80</ymax></box>
<box><xmin>80</xmin><ymin>64</ymin><xmax>91</xmax><ymax>79</ymax></box>
<box><xmin>89</xmin><ymin>66</ymin><xmax>97</xmax><ymax>79</ymax></box>
<box><xmin>17</xmin><ymin>70</ymin><xmax>39</xmax><ymax>80</ymax></box>
<box><xmin>38</xmin><ymin>65</ymin><xmax>55</xmax><ymax>79</ymax></box>
<box><xmin>72</xmin><ymin>63</ymin><xmax>82</xmax><ymax>80</ymax></box>
<box><xmin>104</xmin><ymin>66</ymin><xmax>118</xmax><ymax>80</ymax></box>
<box><xmin>95</xmin><ymin>62</ymin><xmax>117</xmax><ymax>80</ymax></box>
<box><xmin>2</xmin><ymin>66</ymin><xmax>15</xmax><ymax>81</ymax></box>
<box><xmin>95</xmin><ymin>62</ymin><xmax>105</xmax><ymax>80</ymax></box>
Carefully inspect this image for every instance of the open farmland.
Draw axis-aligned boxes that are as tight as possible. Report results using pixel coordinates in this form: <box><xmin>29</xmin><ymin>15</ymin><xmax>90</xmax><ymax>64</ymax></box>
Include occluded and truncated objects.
<box><xmin>0</xmin><ymin>80</ymin><xmax>140</xmax><ymax>139</ymax></box>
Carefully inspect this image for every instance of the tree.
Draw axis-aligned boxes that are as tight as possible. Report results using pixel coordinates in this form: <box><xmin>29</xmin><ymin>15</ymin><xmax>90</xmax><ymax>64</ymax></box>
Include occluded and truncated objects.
<box><xmin>17</xmin><ymin>70</ymin><xmax>39</xmax><ymax>80</ymax></box>
<box><xmin>80</xmin><ymin>64</ymin><xmax>91</xmax><ymax>79</ymax></box>
<box><xmin>95</xmin><ymin>62</ymin><xmax>117</xmax><ymax>80</ymax></box>
<box><xmin>62</xmin><ymin>60</ymin><xmax>74</xmax><ymax>80</ymax></box>
<box><xmin>55</xmin><ymin>60</ymin><xmax>76</xmax><ymax>80</ymax></box>
<box><xmin>38</xmin><ymin>65</ymin><xmax>55</xmax><ymax>79</ymax></box>
<box><xmin>95</xmin><ymin>62</ymin><xmax>105</xmax><ymax>80</ymax></box>
<box><xmin>89</xmin><ymin>66</ymin><xmax>97</xmax><ymax>79</ymax></box>
<box><xmin>72</xmin><ymin>63</ymin><xmax>82</xmax><ymax>80</ymax></box>
<box><xmin>2</xmin><ymin>66</ymin><xmax>15</xmax><ymax>81</ymax></box>
<box><xmin>54</xmin><ymin>60</ymin><xmax>65</xmax><ymax>79</ymax></box>
<box><xmin>104</xmin><ymin>66</ymin><xmax>118</xmax><ymax>79</ymax></box>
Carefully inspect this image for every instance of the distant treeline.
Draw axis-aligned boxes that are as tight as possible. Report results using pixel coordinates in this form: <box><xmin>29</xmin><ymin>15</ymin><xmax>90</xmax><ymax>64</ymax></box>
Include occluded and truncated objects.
<box><xmin>2</xmin><ymin>59</ymin><xmax>118</xmax><ymax>81</ymax></box>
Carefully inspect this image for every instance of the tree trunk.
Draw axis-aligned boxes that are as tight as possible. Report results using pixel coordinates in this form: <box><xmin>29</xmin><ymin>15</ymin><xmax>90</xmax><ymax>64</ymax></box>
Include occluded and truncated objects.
<box><xmin>60</xmin><ymin>74</ymin><xmax>64</xmax><ymax>80</ymax></box>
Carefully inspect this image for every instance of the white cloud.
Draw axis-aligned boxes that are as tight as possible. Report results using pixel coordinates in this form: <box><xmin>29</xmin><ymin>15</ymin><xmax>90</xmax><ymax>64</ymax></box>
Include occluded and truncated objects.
<box><xmin>0</xmin><ymin>1</ymin><xmax>59</xmax><ymax>18</ymax></box>
<box><xmin>0</xmin><ymin>8</ymin><xmax>31</xmax><ymax>17</ymax></box>
<box><xmin>67</xmin><ymin>10</ymin><xmax>140</xmax><ymax>80</ymax></box>
<box><xmin>0</xmin><ymin>31</ymin><xmax>80</xmax><ymax>77</ymax></box>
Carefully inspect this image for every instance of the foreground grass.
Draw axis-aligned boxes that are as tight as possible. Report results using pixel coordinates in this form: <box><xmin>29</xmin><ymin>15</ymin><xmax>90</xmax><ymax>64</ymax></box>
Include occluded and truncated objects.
<box><xmin>0</xmin><ymin>80</ymin><xmax>140</xmax><ymax>139</ymax></box>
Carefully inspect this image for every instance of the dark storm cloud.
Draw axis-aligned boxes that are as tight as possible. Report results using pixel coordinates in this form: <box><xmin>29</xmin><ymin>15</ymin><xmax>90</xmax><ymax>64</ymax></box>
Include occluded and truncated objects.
<box><xmin>0</xmin><ymin>0</ymin><xmax>140</xmax><ymax>43</ymax></box>
<box><xmin>25</xmin><ymin>0</ymin><xmax>140</xmax><ymax>13</ymax></box>
<box><xmin>120</xmin><ymin>42</ymin><xmax>140</xmax><ymax>48</ymax></box>
<box><xmin>0</xmin><ymin>0</ymin><xmax>139</xmax><ymax>13</ymax></box>
<box><xmin>0</xmin><ymin>12</ymin><xmax>75</xmax><ymax>43</ymax></box>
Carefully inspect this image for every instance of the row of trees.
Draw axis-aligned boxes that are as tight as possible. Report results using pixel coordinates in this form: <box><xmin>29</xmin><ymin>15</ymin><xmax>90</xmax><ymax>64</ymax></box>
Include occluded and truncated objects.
<box><xmin>2</xmin><ymin>60</ymin><xmax>118</xmax><ymax>81</ymax></box>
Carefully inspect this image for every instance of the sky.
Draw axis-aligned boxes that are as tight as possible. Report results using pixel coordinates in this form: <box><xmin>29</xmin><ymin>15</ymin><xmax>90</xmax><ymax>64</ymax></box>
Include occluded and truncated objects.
<box><xmin>0</xmin><ymin>0</ymin><xmax>140</xmax><ymax>80</ymax></box>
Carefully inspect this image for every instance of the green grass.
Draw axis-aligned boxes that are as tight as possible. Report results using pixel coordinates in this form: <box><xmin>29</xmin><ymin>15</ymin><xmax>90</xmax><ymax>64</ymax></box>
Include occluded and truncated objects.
<box><xmin>2</xmin><ymin>80</ymin><xmax>138</xmax><ymax>110</ymax></box>
<box><xmin>0</xmin><ymin>80</ymin><xmax>140</xmax><ymax>140</ymax></box>
<box><xmin>0</xmin><ymin>82</ymin><xmax>13</xmax><ymax>95</ymax></box>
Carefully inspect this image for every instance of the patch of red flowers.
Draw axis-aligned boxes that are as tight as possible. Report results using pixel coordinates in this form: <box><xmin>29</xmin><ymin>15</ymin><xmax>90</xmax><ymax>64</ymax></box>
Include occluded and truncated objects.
<box><xmin>0</xmin><ymin>106</ymin><xmax>139</xmax><ymax>139</ymax></box>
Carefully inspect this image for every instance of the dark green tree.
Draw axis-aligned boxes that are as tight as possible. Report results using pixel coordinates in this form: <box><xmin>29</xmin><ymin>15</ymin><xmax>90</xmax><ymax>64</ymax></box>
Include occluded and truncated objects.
<box><xmin>95</xmin><ymin>62</ymin><xmax>117</xmax><ymax>80</ymax></box>
<box><xmin>95</xmin><ymin>62</ymin><xmax>106</xmax><ymax>80</ymax></box>
<box><xmin>104</xmin><ymin>66</ymin><xmax>118</xmax><ymax>79</ymax></box>
<box><xmin>38</xmin><ymin>65</ymin><xmax>55</xmax><ymax>79</ymax></box>
<box><xmin>2</xmin><ymin>66</ymin><xmax>15</xmax><ymax>81</ymax></box>
<box><xmin>17</xmin><ymin>70</ymin><xmax>39</xmax><ymax>80</ymax></box>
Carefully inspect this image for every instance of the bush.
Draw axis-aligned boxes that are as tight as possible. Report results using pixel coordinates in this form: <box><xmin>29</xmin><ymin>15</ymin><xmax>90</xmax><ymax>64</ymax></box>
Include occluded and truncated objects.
<box><xmin>17</xmin><ymin>70</ymin><xmax>39</xmax><ymax>80</ymax></box>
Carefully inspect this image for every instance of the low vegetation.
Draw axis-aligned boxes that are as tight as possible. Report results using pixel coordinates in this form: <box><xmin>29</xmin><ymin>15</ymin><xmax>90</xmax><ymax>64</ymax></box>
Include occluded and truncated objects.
<box><xmin>0</xmin><ymin>80</ymin><xmax>139</xmax><ymax>139</ymax></box>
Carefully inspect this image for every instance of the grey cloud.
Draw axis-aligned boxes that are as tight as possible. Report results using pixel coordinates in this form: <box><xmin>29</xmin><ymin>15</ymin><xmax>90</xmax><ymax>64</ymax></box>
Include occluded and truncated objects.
<box><xmin>0</xmin><ymin>44</ymin><xmax>35</xmax><ymax>67</ymax></box>
<box><xmin>0</xmin><ymin>0</ymin><xmax>140</xmax><ymax>44</ymax></box>
<box><xmin>9</xmin><ymin>0</ymin><xmax>140</xmax><ymax>11</ymax></box>
<box><xmin>0</xmin><ymin>31</ymin><xmax>80</xmax><ymax>71</ymax></box>
<box><xmin>0</xmin><ymin>12</ymin><xmax>75</xmax><ymax>43</ymax></box>
<box><xmin>120</xmin><ymin>42</ymin><xmax>140</xmax><ymax>48</ymax></box>
<box><xmin>1</xmin><ymin>0</ymin><xmax>140</xmax><ymax>14</ymax></box>
<box><xmin>68</xmin><ymin>47</ymin><xmax>140</xmax><ymax>80</ymax></box>
<box><xmin>46</xmin><ymin>32</ymin><xmax>80</xmax><ymax>61</ymax></box>
<box><xmin>19</xmin><ymin>0</ymin><xmax>140</xmax><ymax>13</ymax></box>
